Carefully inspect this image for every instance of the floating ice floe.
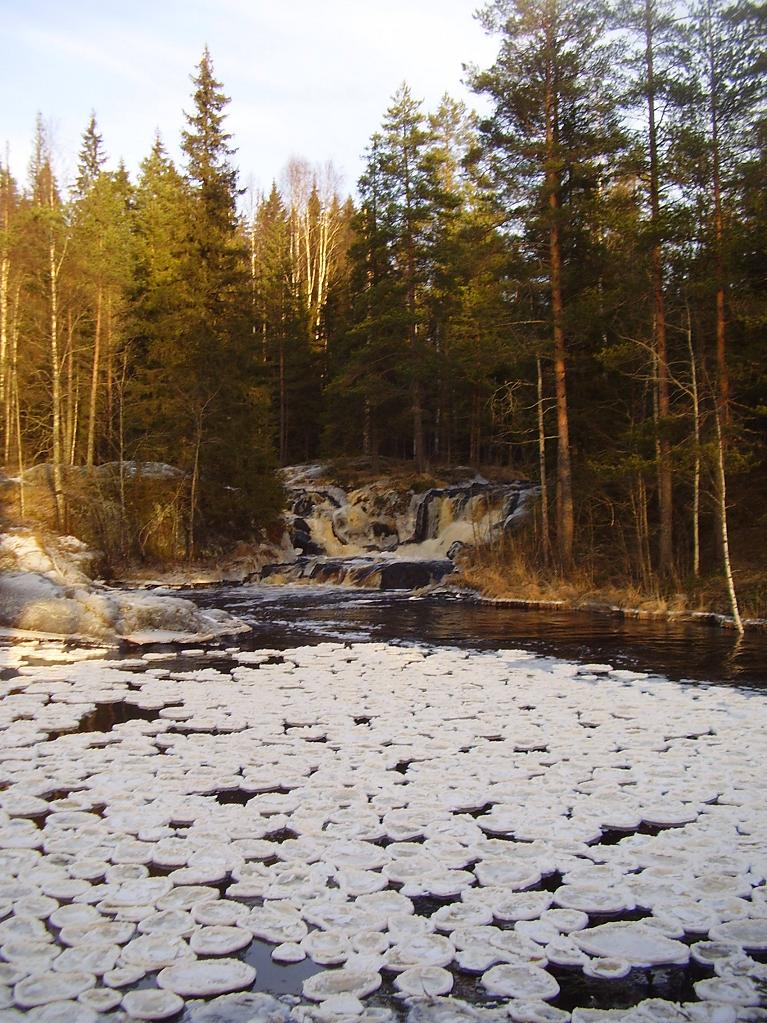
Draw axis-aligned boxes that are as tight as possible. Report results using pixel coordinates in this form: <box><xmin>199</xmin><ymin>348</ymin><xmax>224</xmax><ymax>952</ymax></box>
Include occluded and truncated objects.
<box><xmin>480</xmin><ymin>963</ymin><xmax>560</xmax><ymax>1000</ymax></box>
<box><xmin>185</xmin><ymin>991</ymin><xmax>293</xmax><ymax>1023</ymax></box>
<box><xmin>157</xmin><ymin>957</ymin><xmax>256</xmax><ymax>996</ymax></box>
<box><xmin>394</xmin><ymin>965</ymin><xmax>454</xmax><ymax>996</ymax></box>
<box><xmin>78</xmin><ymin>986</ymin><xmax>123</xmax><ymax>1012</ymax></box>
<box><xmin>190</xmin><ymin>925</ymin><xmax>253</xmax><ymax>956</ymax></box>
<box><xmin>122</xmin><ymin>988</ymin><xmax>186</xmax><ymax>1019</ymax></box>
<box><xmin>0</xmin><ymin>636</ymin><xmax>766</xmax><ymax>1018</ymax></box>
<box><xmin>709</xmin><ymin>918</ymin><xmax>767</xmax><ymax>950</ymax></box>
<box><xmin>13</xmin><ymin>970</ymin><xmax>96</xmax><ymax>1008</ymax></box>
<box><xmin>572</xmin><ymin>922</ymin><xmax>690</xmax><ymax>966</ymax></box>
<box><xmin>383</xmin><ymin>934</ymin><xmax>455</xmax><ymax>972</ymax></box>
<box><xmin>302</xmin><ymin>967</ymin><xmax>382</xmax><ymax>1001</ymax></box>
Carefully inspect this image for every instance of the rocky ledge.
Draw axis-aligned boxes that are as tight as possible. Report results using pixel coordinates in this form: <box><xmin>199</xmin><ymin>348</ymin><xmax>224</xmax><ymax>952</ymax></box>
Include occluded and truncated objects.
<box><xmin>0</xmin><ymin>530</ymin><xmax>249</xmax><ymax>644</ymax></box>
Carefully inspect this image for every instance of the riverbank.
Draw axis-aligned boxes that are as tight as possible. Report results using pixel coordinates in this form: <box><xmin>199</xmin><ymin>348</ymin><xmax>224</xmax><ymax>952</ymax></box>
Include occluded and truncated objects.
<box><xmin>470</xmin><ymin>595</ymin><xmax>767</xmax><ymax>633</ymax></box>
<box><xmin>456</xmin><ymin>545</ymin><xmax>767</xmax><ymax>634</ymax></box>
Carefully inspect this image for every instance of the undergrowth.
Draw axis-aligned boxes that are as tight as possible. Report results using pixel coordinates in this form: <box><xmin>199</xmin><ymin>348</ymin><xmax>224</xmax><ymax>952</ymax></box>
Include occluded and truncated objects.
<box><xmin>456</xmin><ymin>529</ymin><xmax>767</xmax><ymax>622</ymax></box>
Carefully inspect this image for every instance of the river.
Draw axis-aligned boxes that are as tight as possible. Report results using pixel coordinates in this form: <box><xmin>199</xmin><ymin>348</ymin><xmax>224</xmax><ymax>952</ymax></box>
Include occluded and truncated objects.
<box><xmin>170</xmin><ymin>583</ymin><xmax>767</xmax><ymax>690</ymax></box>
<box><xmin>2</xmin><ymin>582</ymin><xmax>766</xmax><ymax>1021</ymax></box>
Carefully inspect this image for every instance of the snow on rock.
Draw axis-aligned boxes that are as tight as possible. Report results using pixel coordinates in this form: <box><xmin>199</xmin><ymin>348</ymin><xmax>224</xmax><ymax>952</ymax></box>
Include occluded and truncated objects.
<box><xmin>0</xmin><ymin>528</ymin><xmax>249</xmax><ymax>643</ymax></box>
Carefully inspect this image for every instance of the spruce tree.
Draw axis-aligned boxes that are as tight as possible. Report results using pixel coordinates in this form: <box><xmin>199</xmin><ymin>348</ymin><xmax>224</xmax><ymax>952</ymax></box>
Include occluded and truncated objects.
<box><xmin>128</xmin><ymin>135</ymin><xmax>193</xmax><ymax>462</ymax></box>
<box><xmin>74</xmin><ymin>112</ymin><xmax>106</xmax><ymax>198</ymax></box>
<box><xmin>175</xmin><ymin>50</ymin><xmax>279</xmax><ymax>546</ymax></box>
<box><xmin>71</xmin><ymin>116</ymin><xmax>135</xmax><ymax>467</ymax></box>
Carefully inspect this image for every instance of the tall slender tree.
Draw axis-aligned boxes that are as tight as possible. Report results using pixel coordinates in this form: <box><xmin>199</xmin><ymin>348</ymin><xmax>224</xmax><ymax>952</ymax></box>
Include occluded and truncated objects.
<box><xmin>622</xmin><ymin>0</ymin><xmax>688</xmax><ymax>574</ymax></box>
<box><xmin>472</xmin><ymin>0</ymin><xmax>623</xmax><ymax>566</ymax></box>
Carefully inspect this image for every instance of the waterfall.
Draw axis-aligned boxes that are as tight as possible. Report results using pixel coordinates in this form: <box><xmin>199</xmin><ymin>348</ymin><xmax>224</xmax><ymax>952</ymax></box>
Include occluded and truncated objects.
<box><xmin>259</xmin><ymin>465</ymin><xmax>539</xmax><ymax>590</ymax></box>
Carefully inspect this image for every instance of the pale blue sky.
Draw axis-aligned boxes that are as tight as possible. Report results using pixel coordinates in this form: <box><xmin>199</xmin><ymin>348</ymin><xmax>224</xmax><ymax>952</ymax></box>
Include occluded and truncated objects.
<box><xmin>3</xmin><ymin>0</ymin><xmax>498</xmax><ymax>196</ymax></box>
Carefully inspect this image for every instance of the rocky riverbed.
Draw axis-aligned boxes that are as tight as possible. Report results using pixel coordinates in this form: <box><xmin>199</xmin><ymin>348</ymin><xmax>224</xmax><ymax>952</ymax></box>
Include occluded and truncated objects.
<box><xmin>0</xmin><ymin>635</ymin><xmax>765</xmax><ymax>1022</ymax></box>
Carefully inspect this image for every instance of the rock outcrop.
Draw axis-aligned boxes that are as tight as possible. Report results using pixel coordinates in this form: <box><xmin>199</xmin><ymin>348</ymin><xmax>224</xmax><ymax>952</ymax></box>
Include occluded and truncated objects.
<box><xmin>0</xmin><ymin>530</ymin><xmax>248</xmax><ymax>643</ymax></box>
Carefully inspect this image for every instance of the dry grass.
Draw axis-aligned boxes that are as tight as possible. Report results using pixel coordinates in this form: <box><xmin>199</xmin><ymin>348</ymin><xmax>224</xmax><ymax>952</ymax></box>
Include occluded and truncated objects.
<box><xmin>457</xmin><ymin>532</ymin><xmax>767</xmax><ymax>622</ymax></box>
<box><xmin>686</xmin><ymin>570</ymin><xmax>767</xmax><ymax>621</ymax></box>
<box><xmin>456</xmin><ymin>534</ymin><xmax>596</xmax><ymax>604</ymax></box>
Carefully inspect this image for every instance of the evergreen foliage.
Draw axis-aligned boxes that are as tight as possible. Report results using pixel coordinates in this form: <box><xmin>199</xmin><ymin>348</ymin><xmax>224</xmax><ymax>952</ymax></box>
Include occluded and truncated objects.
<box><xmin>0</xmin><ymin>10</ymin><xmax>764</xmax><ymax>587</ymax></box>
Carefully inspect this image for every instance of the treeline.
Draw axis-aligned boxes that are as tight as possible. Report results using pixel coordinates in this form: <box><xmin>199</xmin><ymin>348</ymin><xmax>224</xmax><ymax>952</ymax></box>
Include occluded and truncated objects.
<box><xmin>1</xmin><ymin>0</ymin><xmax>765</xmax><ymax>598</ymax></box>
<box><xmin>0</xmin><ymin>50</ymin><xmax>352</xmax><ymax>552</ymax></box>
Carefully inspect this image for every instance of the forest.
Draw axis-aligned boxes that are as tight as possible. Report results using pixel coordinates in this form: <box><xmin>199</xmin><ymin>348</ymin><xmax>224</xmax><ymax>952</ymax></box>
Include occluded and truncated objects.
<box><xmin>0</xmin><ymin>0</ymin><xmax>765</xmax><ymax>617</ymax></box>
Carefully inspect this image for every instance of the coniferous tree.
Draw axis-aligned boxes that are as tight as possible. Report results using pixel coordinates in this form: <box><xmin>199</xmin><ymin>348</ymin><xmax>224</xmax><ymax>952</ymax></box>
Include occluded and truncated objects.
<box><xmin>74</xmin><ymin>112</ymin><xmax>107</xmax><ymax>197</ymax></box>
<box><xmin>27</xmin><ymin>117</ymin><xmax>68</xmax><ymax>527</ymax></box>
<box><xmin>686</xmin><ymin>0</ymin><xmax>764</xmax><ymax>419</ymax></box>
<box><xmin>128</xmin><ymin>135</ymin><xmax>193</xmax><ymax>460</ymax></box>
<box><xmin>378</xmin><ymin>84</ymin><xmax>446</xmax><ymax>471</ymax></box>
<box><xmin>0</xmin><ymin>162</ymin><xmax>22</xmax><ymax>471</ymax></box>
<box><xmin>248</xmin><ymin>183</ymin><xmax>316</xmax><ymax>464</ymax></box>
<box><xmin>71</xmin><ymin>116</ymin><xmax>135</xmax><ymax>468</ymax></box>
<box><xmin>328</xmin><ymin>135</ymin><xmax>403</xmax><ymax>462</ymax></box>
<box><xmin>176</xmin><ymin>49</ymin><xmax>279</xmax><ymax>545</ymax></box>
<box><xmin>620</xmin><ymin>0</ymin><xmax>690</xmax><ymax>574</ymax></box>
<box><xmin>472</xmin><ymin>0</ymin><xmax>624</xmax><ymax>566</ymax></box>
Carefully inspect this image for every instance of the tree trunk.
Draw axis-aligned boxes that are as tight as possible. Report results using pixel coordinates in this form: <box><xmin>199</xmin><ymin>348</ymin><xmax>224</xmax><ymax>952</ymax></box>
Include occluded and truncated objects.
<box><xmin>545</xmin><ymin>73</ymin><xmax>574</xmax><ymax>568</ymax></box>
<box><xmin>48</xmin><ymin>230</ymin><xmax>65</xmax><ymax>529</ymax></box>
<box><xmin>279</xmin><ymin>340</ymin><xmax>287</xmax><ymax>465</ymax></box>
<box><xmin>686</xmin><ymin>304</ymin><xmax>701</xmax><ymax>578</ymax></box>
<box><xmin>64</xmin><ymin>310</ymin><xmax>76</xmax><ymax>465</ymax></box>
<box><xmin>412</xmin><ymin>376</ymin><xmax>425</xmax><ymax>473</ymax></box>
<box><xmin>9</xmin><ymin>281</ymin><xmax>23</xmax><ymax>514</ymax></box>
<box><xmin>644</xmin><ymin>0</ymin><xmax>673</xmax><ymax>575</ymax></box>
<box><xmin>470</xmin><ymin>388</ymin><xmax>481</xmax><ymax>466</ymax></box>
<box><xmin>4</xmin><ymin>281</ymin><xmax>20</xmax><ymax>464</ymax></box>
<box><xmin>537</xmin><ymin>357</ymin><xmax>552</xmax><ymax>566</ymax></box>
<box><xmin>106</xmin><ymin>292</ymin><xmax>114</xmax><ymax>450</ymax></box>
<box><xmin>188</xmin><ymin>418</ymin><xmax>202</xmax><ymax>562</ymax></box>
<box><xmin>86</xmin><ymin>285</ymin><xmax>102</xmax><ymax>470</ymax></box>
<box><xmin>14</xmin><ymin>382</ymin><xmax>25</xmax><ymax>518</ymax></box>
<box><xmin>705</xmin><ymin>0</ymin><xmax>729</xmax><ymax>421</ymax></box>
<box><xmin>714</xmin><ymin>407</ymin><xmax>742</xmax><ymax>632</ymax></box>
<box><xmin>0</xmin><ymin>241</ymin><xmax>8</xmax><ymax>455</ymax></box>
<box><xmin>118</xmin><ymin>351</ymin><xmax>128</xmax><ymax>554</ymax></box>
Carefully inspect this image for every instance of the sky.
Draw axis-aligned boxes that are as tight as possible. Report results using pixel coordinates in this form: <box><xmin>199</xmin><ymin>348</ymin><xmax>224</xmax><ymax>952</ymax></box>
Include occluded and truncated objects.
<box><xmin>3</xmin><ymin>0</ymin><xmax>499</xmax><ymax>198</ymax></box>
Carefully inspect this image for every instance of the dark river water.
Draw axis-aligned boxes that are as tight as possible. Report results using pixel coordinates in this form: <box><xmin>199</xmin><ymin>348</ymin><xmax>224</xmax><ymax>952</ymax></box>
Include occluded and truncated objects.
<box><xmin>173</xmin><ymin>583</ymin><xmax>767</xmax><ymax>690</ymax></box>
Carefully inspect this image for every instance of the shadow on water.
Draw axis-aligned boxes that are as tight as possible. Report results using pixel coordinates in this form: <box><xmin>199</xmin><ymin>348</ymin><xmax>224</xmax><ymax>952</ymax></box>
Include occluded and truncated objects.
<box><xmin>172</xmin><ymin>584</ymin><xmax>767</xmax><ymax>689</ymax></box>
<box><xmin>45</xmin><ymin>701</ymin><xmax>164</xmax><ymax>739</ymax></box>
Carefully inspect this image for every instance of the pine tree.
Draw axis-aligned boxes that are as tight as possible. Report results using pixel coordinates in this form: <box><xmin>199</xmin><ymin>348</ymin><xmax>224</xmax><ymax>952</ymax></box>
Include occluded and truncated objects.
<box><xmin>378</xmin><ymin>84</ymin><xmax>443</xmax><ymax>471</ymax></box>
<box><xmin>686</xmin><ymin>0</ymin><xmax>764</xmax><ymax>419</ymax></box>
<box><xmin>472</xmin><ymin>0</ymin><xmax>624</xmax><ymax>567</ymax></box>
<box><xmin>621</xmin><ymin>0</ymin><xmax>690</xmax><ymax>574</ymax></box>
